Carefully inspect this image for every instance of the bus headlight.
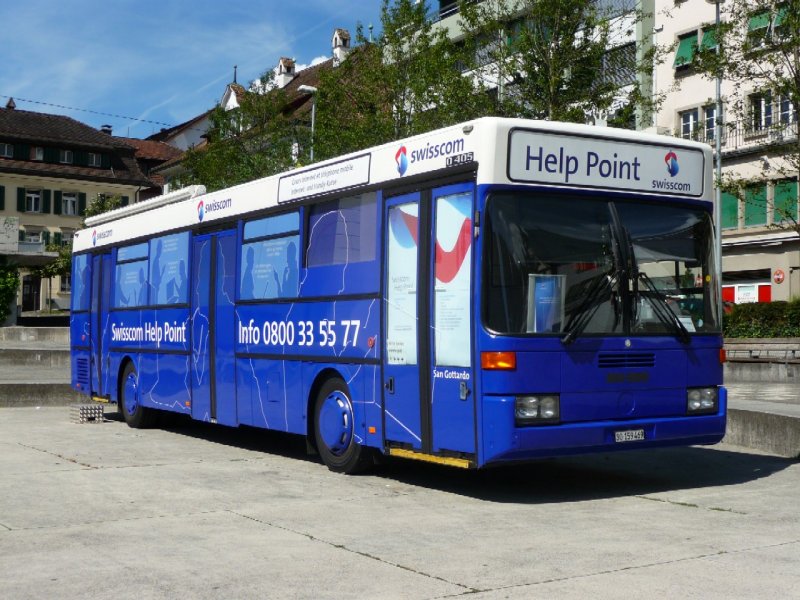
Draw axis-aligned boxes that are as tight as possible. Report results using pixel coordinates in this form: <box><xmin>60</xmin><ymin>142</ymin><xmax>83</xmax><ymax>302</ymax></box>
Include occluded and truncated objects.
<box><xmin>686</xmin><ymin>387</ymin><xmax>718</xmax><ymax>415</ymax></box>
<box><xmin>515</xmin><ymin>395</ymin><xmax>560</xmax><ymax>425</ymax></box>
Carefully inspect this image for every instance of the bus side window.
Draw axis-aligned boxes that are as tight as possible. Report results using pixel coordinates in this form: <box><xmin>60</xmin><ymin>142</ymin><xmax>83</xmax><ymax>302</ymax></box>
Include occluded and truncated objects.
<box><xmin>71</xmin><ymin>253</ymin><xmax>90</xmax><ymax>312</ymax></box>
<box><xmin>306</xmin><ymin>192</ymin><xmax>377</xmax><ymax>268</ymax></box>
<box><xmin>240</xmin><ymin>212</ymin><xmax>300</xmax><ymax>300</ymax></box>
<box><xmin>148</xmin><ymin>231</ymin><xmax>190</xmax><ymax>305</ymax></box>
<box><xmin>114</xmin><ymin>243</ymin><xmax>149</xmax><ymax>308</ymax></box>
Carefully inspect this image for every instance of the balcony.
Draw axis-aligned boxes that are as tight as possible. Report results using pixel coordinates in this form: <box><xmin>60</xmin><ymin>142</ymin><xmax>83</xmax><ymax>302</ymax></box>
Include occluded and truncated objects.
<box><xmin>677</xmin><ymin>118</ymin><xmax>799</xmax><ymax>158</ymax></box>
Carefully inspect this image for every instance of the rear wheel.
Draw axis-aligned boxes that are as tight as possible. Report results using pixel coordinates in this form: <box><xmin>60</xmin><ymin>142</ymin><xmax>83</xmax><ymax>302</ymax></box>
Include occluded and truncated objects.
<box><xmin>314</xmin><ymin>378</ymin><xmax>373</xmax><ymax>474</ymax></box>
<box><xmin>119</xmin><ymin>362</ymin><xmax>156</xmax><ymax>428</ymax></box>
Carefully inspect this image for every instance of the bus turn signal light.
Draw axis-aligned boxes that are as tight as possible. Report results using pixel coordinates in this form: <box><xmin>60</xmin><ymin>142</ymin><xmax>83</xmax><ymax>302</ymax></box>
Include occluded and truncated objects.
<box><xmin>719</xmin><ymin>348</ymin><xmax>727</xmax><ymax>364</ymax></box>
<box><xmin>481</xmin><ymin>351</ymin><xmax>517</xmax><ymax>370</ymax></box>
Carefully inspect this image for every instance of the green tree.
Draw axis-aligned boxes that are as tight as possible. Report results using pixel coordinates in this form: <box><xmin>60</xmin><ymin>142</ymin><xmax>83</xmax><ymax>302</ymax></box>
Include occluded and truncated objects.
<box><xmin>456</xmin><ymin>0</ymin><xmax>657</xmax><ymax>125</ymax></box>
<box><xmin>182</xmin><ymin>72</ymin><xmax>299</xmax><ymax>191</ymax></box>
<box><xmin>696</xmin><ymin>0</ymin><xmax>800</xmax><ymax>237</ymax></box>
<box><xmin>315</xmin><ymin>0</ymin><xmax>482</xmax><ymax>159</ymax></box>
<box><xmin>0</xmin><ymin>259</ymin><xmax>19</xmax><ymax>323</ymax></box>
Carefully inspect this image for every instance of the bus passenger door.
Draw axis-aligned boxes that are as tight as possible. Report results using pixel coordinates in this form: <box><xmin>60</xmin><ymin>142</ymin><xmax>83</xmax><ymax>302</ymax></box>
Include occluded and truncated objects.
<box><xmin>429</xmin><ymin>183</ymin><xmax>476</xmax><ymax>455</ymax></box>
<box><xmin>383</xmin><ymin>184</ymin><xmax>477</xmax><ymax>456</ymax></box>
<box><xmin>191</xmin><ymin>230</ymin><xmax>237</xmax><ymax>426</ymax></box>
<box><xmin>90</xmin><ymin>253</ymin><xmax>112</xmax><ymax>397</ymax></box>
<box><xmin>383</xmin><ymin>193</ymin><xmax>425</xmax><ymax>449</ymax></box>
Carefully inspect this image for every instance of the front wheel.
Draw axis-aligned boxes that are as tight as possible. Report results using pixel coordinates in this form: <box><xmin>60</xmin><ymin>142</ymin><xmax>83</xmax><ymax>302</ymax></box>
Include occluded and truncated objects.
<box><xmin>119</xmin><ymin>362</ymin><xmax>157</xmax><ymax>428</ymax></box>
<box><xmin>314</xmin><ymin>378</ymin><xmax>373</xmax><ymax>474</ymax></box>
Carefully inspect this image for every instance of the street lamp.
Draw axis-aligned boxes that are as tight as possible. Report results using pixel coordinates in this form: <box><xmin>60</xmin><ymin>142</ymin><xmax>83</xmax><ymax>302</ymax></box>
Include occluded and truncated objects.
<box><xmin>298</xmin><ymin>85</ymin><xmax>318</xmax><ymax>162</ymax></box>
<box><xmin>705</xmin><ymin>0</ymin><xmax>724</xmax><ymax>318</ymax></box>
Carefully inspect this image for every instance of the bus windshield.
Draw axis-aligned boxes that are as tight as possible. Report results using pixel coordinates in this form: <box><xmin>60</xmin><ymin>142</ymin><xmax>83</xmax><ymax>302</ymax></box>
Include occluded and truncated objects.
<box><xmin>484</xmin><ymin>192</ymin><xmax>721</xmax><ymax>338</ymax></box>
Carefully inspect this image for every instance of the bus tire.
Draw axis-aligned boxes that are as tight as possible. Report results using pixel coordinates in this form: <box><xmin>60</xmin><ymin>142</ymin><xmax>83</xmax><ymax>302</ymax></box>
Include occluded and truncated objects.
<box><xmin>313</xmin><ymin>377</ymin><xmax>373</xmax><ymax>474</ymax></box>
<box><xmin>119</xmin><ymin>362</ymin><xmax>156</xmax><ymax>429</ymax></box>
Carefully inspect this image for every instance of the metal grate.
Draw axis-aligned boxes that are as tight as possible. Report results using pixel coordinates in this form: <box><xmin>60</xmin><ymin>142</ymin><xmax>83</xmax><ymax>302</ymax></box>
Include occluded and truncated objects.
<box><xmin>76</xmin><ymin>357</ymin><xmax>90</xmax><ymax>387</ymax></box>
<box><xmin>597</xmin><ymin>352</ymin><xmax>656</xmax><ymax>369</ymax></box>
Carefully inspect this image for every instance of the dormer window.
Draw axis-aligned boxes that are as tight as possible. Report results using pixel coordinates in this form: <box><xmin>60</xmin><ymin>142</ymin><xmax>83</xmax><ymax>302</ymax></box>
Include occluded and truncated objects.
<box><xmin>88</xmin><ymin>152</ymin><xmax>102</xmax><ymax>167</ymax></box>
<box><xmin>59</xmin><ymin>149</ymin><xmax>73</xmax><ymax>164</ymax></box>
<box><xmin>0</xmin><ymin>143</ymin><xmax>12</xmax><ymax>158</ymax></box>
<box><xmin>31</xmin><ymin>146</ymin><xmax>44</xmax><ymax>161</ymax></box>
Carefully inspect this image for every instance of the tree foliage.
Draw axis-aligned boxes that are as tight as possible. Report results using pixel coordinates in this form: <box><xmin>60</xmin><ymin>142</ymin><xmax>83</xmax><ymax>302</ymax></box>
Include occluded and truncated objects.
<box><xmin>182</xmin><ymin>72</ymin><xmax>300</xmax><ymax>192</ymax></box>
<box><xmin>695</xmin><ymin>0</ymin><xmax>800</xmax><ymax>236</ymax></box>
<box><xmin>0</xmin><ymin>259</ymin><xmax>19</xmax><ymax>323</ymax></box>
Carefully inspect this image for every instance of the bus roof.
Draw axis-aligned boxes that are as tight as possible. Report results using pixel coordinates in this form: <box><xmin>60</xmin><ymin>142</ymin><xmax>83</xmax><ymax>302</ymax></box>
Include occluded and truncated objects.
<box><xmin>73</xmin><ymin>117</ymin><xmax>712</xmax><ymax>253</ymax></box>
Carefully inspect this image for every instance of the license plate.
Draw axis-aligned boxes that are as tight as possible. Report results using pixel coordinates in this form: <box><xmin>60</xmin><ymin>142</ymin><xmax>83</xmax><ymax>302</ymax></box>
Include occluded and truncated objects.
<box><xmin>614</xmin><ymin>429</ymin><xmax>645</xmax><ymax>443</ymax></box>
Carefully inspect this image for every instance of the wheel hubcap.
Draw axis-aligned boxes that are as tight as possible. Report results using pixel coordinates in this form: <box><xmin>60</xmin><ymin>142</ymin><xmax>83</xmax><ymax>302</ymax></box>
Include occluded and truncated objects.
<box><xmin>123</xmin><ymin>372</ymin><xmax>139</xmax><ymax>415</ymax></box>
<box><xmin>318</xmin><ymin>390</ymin><xmax>353</xmax><ymax>456</ymax></box>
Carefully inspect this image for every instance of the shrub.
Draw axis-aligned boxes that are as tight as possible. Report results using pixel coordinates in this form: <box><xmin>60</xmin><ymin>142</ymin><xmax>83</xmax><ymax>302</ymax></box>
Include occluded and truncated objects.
<box><xmin>724</xmin><ymin>299</ymin><xmax>800</xmax><ymax>338</ymax></box>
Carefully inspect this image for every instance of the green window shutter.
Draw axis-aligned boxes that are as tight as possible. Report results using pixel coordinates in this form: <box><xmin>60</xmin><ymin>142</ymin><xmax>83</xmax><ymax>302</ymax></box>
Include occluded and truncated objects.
<box><xmin>101</xmin><ymin>154</ymin><xmax>111</xmax><ymax>169</ymax></box>
<box><xmin>748</xmin><ymin>11</ymin><xmax>770</xmax><ymax>31</ymax></box>
<box><xmin>744</xmin><ymin>185</ymin><xmax>767</xmax><ymax>226</ymax></box>
<box><xmin>78</xmin><ymin>193</ymin><xmax>87</xmax><ymax>216</ymax></box>
<box><xmin>42</xmin><ymin>190</ymin><xmax>51</xmax><ymax>214</ymax></box>
<box><xmin>75</xmin><ymin>151</ymin><xmax>89</xmax><ymax>167</ymax></box>
<box><xmin>42</xmin><ymin>230</ymin><xmax>50</xmax><ymax>245</ymax></box>
<box><xmin>54</xmin><ymin>232</ymin><xmax>62</xmax><ymax>246</ymax></box>
<box><xmin>721</xmin><ymin>192</ymin><xmax>739</xmax><ymax>228</ymax></box>
<box><xmin>13</xmin><ymin>144</ymin><xmax>29</xmax><ymax>160</ymax></box>
<box><xmin>0</xmin><ymin>185</ymin><xmax>4</xmax><ymax>211</ymax></box>
<box><xmin>17</xmin><ymin>188</ymin><xmax>25</xmax><ymax>212</ymax></box>
<box><xmin>121</xmin><ymin>196</ymin><xmax>129</xmax><ymax>207</ymax></box>
<box><xmin>18</xmin><ymin>230</ymin><xmax>25</xmax><ymax>242</ymax></box>
<box><xmin>54</xmin><ymin>191</ymin><xmax>62</xmax><ymax>215</ymax></box>
<box><xmin>674</xmin><ymin>32</ymin><xmax>698</xmax><ymax>67</ymax></box>
<box><xmin>701</xmin><ymin>27</ymin><xmax>717</xmax><ymax>52</ymax></box>
<box><xmin>774</xmin><ymin>179</ymin><xmax>798</xmax><ymax>222</ymax></box>
<box><xmin>44</xmin><ymin>147</ymin><xmax>59</xmax><ymax>163</ymax></box>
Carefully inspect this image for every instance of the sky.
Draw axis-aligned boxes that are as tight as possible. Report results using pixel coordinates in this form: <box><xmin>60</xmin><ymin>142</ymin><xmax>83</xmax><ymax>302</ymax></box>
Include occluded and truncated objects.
<box><xmin>0</xmin><ymin>0</ymin><xmax>383</xmax><ymax>140</ymax></box>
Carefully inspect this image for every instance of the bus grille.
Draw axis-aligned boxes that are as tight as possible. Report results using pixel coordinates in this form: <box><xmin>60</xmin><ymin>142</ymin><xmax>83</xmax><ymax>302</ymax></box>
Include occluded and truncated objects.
<box><xmin>597</xmin><ymin>353</ymin><xmax>655</xmax><ymax>369</ymax></box>
<box><xmin>76</xmin><ymin>358</ymin><xmax>90</xmax><ymax>387</ymax></box>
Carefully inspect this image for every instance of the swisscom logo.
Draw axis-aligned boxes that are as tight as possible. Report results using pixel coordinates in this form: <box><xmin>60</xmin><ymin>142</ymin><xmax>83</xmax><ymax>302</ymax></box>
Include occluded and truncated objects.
<box><xmin>92</xmin><ymin>228</ymin><xmax>112</xmax><ymax>246</ymax></box>
<box><xmin>664</xmin><ymin>151</ymin><xmax>680</xmax><ymax>177</ymax></box>
<box><xmin>395</xmin><ymin>146</ymin><xmax>408</xmax><ymax>176</ymax></box>
<box><xmin>197</xmin><ymin>197</ymin><xmax>232</xmax><ymax>222</ymax></box>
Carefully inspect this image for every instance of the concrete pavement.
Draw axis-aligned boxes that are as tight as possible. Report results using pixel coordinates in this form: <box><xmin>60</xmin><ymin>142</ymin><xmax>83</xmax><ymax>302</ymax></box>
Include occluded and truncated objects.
<box><xmin>0</xmin><ymin>406</ymin><xmax>798</xmax><ymax>599</ymax></box>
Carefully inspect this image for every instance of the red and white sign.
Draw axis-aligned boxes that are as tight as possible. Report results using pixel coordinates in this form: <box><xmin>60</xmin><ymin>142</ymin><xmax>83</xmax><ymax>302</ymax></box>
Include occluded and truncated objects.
<box><xmin>773</xmin><ymin>269</ymin><xmax>785</xmax><ymax>284</ymax></box>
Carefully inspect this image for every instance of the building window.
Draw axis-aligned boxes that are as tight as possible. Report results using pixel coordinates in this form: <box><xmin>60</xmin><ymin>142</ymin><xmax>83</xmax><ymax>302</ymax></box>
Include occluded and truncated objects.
<box><xmin>774</xmin><ymin>179</ymin><xmax>798</xmax><ymax>223</ymax></box>
<box><xmin>59</xmin><ymin>149</ymin><xmax>73</xmax><ymax>164</ymax></box>
<box><xmin>24</xmin><ymin>230</ymin><xmax>41</xmax><ymax>243</ymax></box>
<box><xmin>673</xmin><ymin>31</ymin><xmax>698</xmax><ymax>69</ymax></box>
<box><xmin>26</xmin><ymin>189</ymin><xmax>42</xmax><ymax>213</ymax></box>
<box><xmin>704</xmin><ymin>105</ymin><xmax>717</xmax><ymax>142</ymax></box>
<box><xmin>31</xmin><ymin>147</ymin><xmax>44</xmax><ymax>161</ymax></box>
<box><xmin>60</xmin><ymin>274</ymin><xmax>72</xmax><ymax>293</ymax></box>
<box><xmin>747</xmin><ymin>11</ymin><xmax>771</xmax><ymax>49</ymax></box>
<box><xmin>778</xmin><ymin>95</ymin><xmax>796</xmax><ymax>124</ymax></box>
<box><xmin>60</xmin><ymin>230</ymin><xmax>74</xmax><ymax>247</ymax></box>
<box><xmin>749</xmin><ymin>92</ymin><xmax>772</xmax><ymax>131</ymax></box>
<box><xmin>679</xmin><ymin>108</ymin><xmax>699</xmax><ymax>139</ymax></box>
<box><xmin>0</xmin><ymin>142</ymin><xmax>12</xmax><ymax>158</ymax></box>
<box><xmin>88</xmin><ymin>152</ymin><xmax>102</xmax><ymax>167</ymax></box>
<box><xmin>62</xmin><ymin>192</ymin><xmax>78</xmax><ymax>216</ymax></box>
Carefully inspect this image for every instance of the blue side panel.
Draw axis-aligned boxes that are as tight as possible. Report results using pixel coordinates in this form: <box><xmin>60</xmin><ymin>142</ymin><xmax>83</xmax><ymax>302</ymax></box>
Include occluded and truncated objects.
<box><xmin>90</xmin><ymin>255</ymin><xmax>102</xmax><ymax>394</ymax></box>
<box><xmin>137</xmin><ymin>353</ymin><xmax>192</xmax><ymax>412</ymax></box>
<box><xmin>236</xmin><ymin>358</ymin><xmax>303</xmax><ymax>432</ymax></box>
<box><xmin>430</xmin><ymin>368</ymin><xmax>475</xmax><ymax>453</ymax></box>
<box><xmin>384</xmin><ymin>368</ymin><xmax>422</xmax><ymax>448</ymax></box>
<box><xmin>215</xmin><ymin>233</ymin><xmax>238</xmax><ymax>426</ymax></box>
<box><xmin>191</xmin><ymin>236</ymin><xmax>212</xmax><ymax>421</ymax></box>
<box><xmin>98</xmin><ymin>255</ymin><xmax>113</xmax><ymax>396</ymax></box>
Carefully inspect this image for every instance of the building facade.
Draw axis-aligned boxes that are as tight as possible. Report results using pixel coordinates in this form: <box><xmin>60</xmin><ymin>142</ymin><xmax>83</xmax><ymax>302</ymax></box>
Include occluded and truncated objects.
<box><xmin>0</xmin><ymin>101</ymin><xmax>152</xmax><ymax>316</ymax></box>
<box><xmin>650</xmin><ymin>0</ymin><xmax>799</xmax><ymax>303</ymax></box>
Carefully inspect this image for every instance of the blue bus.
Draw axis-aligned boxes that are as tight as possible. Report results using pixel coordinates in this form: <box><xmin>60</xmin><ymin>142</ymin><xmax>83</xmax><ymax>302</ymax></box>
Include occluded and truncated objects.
<box><xmin>70</xmin><ymin>118</ymin><xmax>725</xmax><ymax>472</ymax></box>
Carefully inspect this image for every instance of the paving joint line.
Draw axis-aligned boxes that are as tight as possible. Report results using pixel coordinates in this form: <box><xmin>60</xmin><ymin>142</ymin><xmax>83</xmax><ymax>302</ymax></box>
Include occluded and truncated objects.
<box><xmin>228</xmin><ymin>510</ymin><xmax>478</xmax><ymax>593</ymax></box>
<box><xmin>430</xmin><ymin>538</ymin><xmax>800</xmax><ymax>598</ymax></box>
<box><xmin>16</xmin><ymin>442</ymin><xmax>97</xmax><ymax>470</ymax></box>
<box><xmin>0</xmin><ymin>509</ymin><xmax>226</xmax><ymax>533</ymax></box>
<box><xmin>636</xmin><ymin>494</ymin><xmax>749</xmax><ymax>515</ymax></box>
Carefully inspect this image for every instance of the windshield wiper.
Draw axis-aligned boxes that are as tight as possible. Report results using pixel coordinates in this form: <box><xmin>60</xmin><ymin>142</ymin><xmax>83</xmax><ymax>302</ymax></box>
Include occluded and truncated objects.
<box><xmin>561</xmin><ymin>270</ymin><xmax>618</xmax><ymax>345</ymax></box>
<box><xmin>636</xmin><ymin>271</ymin><xmax>691</xmax><ymax>344</ymax></box>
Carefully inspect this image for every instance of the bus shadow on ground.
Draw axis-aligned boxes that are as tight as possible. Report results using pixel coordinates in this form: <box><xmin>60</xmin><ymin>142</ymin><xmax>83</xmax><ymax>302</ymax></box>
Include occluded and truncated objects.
<box><xmin>132</xmin><ymin>413</ymin><xmax>796</xmax><ymax>504</ymax></box>
<box><xmin>377</xmin><ymin>446</ymin><xmax>797</xmax><ymax>504</ymax></box>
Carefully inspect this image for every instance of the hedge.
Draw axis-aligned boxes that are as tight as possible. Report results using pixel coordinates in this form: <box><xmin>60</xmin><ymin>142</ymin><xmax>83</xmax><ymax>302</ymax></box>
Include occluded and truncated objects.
<box><xmin>724</xmin><ymin>298</ymin><xmax>800</xmax><ymax>338</ymax></box>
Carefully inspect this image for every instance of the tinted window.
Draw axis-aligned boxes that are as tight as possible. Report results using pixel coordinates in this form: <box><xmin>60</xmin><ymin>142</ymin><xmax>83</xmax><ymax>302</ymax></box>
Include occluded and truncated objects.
<box><xmin>306</xmin><ymin>192</ymin><xmax>377</xmax><ymax>267</ymax></box>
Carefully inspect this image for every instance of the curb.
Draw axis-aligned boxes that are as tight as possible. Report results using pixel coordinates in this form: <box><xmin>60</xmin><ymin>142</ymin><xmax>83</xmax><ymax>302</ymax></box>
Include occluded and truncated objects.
<box><xmin>724</xmin><ymin>408</ymin><xmax>800</xmax><ymax>459</ymax></box>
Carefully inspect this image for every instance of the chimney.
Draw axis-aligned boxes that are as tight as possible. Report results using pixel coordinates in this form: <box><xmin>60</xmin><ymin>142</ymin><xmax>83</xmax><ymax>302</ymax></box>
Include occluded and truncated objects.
<box><xmin>5</xmin><ymin>97</ymin><xmax>16</xmax><ymax>110</ymax></box>
<box><xmin>275</xmin><ymin>57</ymin><xmax>296</xmax><ymax>88</ymax></box>
<box><xmin>332</xmin><ymin>28</ymin><xmax>351</xmax><ymax>66</ymax></box>
<box><xmin>100</xmin><ymin>124</ymin><xmax>113</xmax><ymax>135</ymax></box>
